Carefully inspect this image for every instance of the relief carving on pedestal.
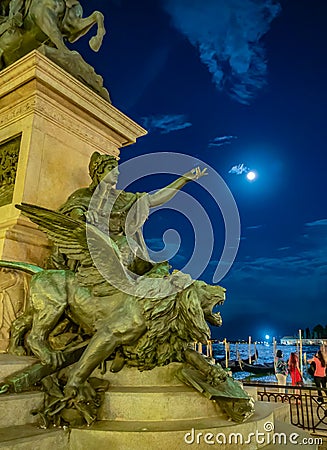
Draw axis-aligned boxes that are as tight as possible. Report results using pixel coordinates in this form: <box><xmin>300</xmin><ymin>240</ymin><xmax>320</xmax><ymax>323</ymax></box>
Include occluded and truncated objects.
<box><xmin>0</xmin><ymin>268</ymin><xmax>29</xmax><ymax>351</ymax></box>
<box><xmin>0</xmin><ymin>135</ymin><xmax>21</xmax><ymax>207</ymax></box>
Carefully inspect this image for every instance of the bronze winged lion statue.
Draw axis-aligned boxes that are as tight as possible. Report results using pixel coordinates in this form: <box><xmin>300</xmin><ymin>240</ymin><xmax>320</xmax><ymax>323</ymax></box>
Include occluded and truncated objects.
<box><xmin>0</xmin><ymin>202</ymin><xmax>254</xmax><ymax>425</ymax></box>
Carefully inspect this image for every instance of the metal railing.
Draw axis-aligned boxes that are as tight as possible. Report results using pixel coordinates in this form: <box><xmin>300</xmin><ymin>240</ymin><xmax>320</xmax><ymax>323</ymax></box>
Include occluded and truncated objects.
<box><xmin>243</xmin><ymin>381</ymin><xmax>327</xmax><ymax>434</ymax></box>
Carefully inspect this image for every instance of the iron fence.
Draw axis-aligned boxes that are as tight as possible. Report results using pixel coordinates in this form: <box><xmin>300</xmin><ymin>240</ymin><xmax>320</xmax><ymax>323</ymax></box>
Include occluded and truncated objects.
<box><xmin>243</xmin><ymin>381</ymin><xmax>327</xmax><ymax>434</ymax></box>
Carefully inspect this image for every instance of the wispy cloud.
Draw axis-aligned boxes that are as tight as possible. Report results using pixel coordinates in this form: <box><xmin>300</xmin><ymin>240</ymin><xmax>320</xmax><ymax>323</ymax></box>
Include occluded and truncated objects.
<box><xmin>305</xmin><ymin>219</ymin><xmax>327</xmax><ymax>227</ymax></box>
<box><xmin>229</xmin><ymin>163</ymin><xmax>250</xmax><ymax>175</ymax></box>
<box><xmin>141</xmin><ymin>114</ymin><xmax>192</xmax><ymax>134</ymax></box>
<box><xmin>246</xmin><ymin>225</ymin><xmax>263</xmax><ymax>230</ymax></box>
<box><xmin>209</xmin><ymin>135</ymin><xmax>238</xmax><ymax>148</ymax></box>
<box><xmin>162</xmin><ymin>0</ymin><xmax>281</xmax><ymax>104</ymax></box>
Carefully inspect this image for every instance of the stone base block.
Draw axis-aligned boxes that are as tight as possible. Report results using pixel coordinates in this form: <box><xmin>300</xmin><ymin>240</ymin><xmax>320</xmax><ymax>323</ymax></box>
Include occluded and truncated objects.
<box><xmin>93</xmin><ymin>362</ymin><xmax>186</xmax><ymax>387</ymax></box>
<box><xmin>100</xmin><ymin>386</ymin><xmax>225</xmax><ymax>422</ymax></box>
<box><xmin>70</xmin><ymin>402</ymin><xmax>275</xmax><ymax>450</ymax></box>
<box><xmin>0</xmin><ymin>392</ymin><xmax>44</xmax><ymax>427</ymax></box>
<box><xmin>0</xmin><ymin>354</ymin><xmax>37</xmax><ymax>379</ymax></box>
<box><xmin>0</xmin><ymin>425</ymin><xmax>68</xmax><ymax>450</ymax></box>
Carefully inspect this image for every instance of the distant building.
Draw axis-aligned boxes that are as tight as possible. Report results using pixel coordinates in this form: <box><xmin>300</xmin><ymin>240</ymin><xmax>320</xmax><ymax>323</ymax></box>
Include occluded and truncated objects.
<box><xmin>280</xmin><ymin>336</ymin><xmax>296</xmax><ymax>345</ymax></box>
<box><xmin>280</xmin><ymin>336</ymin><xmax>327</xmax><ymax>345</ymax></box>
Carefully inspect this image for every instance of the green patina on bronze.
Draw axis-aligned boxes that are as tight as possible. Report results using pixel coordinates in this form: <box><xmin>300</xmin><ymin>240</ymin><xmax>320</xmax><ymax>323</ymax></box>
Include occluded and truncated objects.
<box><xmin>0</xmin><ymin>135</ymin><xmax>21</xmax><ymax>207</ymax></box>
<box><xmin>0</xmin><ymin>0</ymin><xmax>109</xmax><ymax>100</ymax></box>
<box><xmin>0</xmin><ymin>153</ymin><xmax>254</xmax><ymax>426</ymax></box>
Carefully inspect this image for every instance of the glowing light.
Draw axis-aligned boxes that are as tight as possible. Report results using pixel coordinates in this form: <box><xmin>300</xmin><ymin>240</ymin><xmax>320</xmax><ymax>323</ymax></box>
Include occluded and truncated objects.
<box><xmin>265</xmin><ymin>334</ymin><xmax>270</xmax><ymax>340</ymax></box>
<box><xmin>246</xmin><ymin>171</ymin><xmax>256</xmax><ymax>181</ymax></box>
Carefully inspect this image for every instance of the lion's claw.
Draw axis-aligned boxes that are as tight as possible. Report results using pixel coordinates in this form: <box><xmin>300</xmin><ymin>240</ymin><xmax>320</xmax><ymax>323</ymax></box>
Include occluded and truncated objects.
<box><xmin>207</xmin><ymin>365</ymin><xmax>227</xmax><ymax>385</ymax></box>
<box><xmin>63</xmin><ymin>381</ymin><xmax>96</xmax><ymax>403</ymax></box>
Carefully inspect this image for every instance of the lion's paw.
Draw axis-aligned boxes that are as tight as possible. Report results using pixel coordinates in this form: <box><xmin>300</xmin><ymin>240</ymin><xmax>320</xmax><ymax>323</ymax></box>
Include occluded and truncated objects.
<box><xmin>27</xmin><ymin>336</ymin><xmax>64</xmax><ymax>369</ymax></box>
<box><xmin>63</xmin><ymin>381</ymin><xmax>96</xmax><ymax>403</ymax></box>
<box><xmin>207</xmin><ymin>365</ymin><xmax>227</xmax><ymax>385</ymax></box>
<box><xmin>8</xmin><ymin>345</ymin><xmax>26</xmax><ymax>357</ymax></box>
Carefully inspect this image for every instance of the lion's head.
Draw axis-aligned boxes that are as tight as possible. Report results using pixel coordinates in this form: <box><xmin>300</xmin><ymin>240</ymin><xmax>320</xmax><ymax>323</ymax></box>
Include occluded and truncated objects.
<box><xmin>193</xmin><ymin>281</ymin><xmax>226</xmax><ymax>328</ymax></box>
<box><xmin>121</xmin><ymin>279</ymin><xmax>226</xmax><ymax>369</ymax></box>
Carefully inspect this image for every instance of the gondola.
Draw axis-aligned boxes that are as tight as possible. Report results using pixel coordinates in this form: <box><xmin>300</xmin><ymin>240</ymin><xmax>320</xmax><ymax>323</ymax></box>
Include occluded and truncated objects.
<box><xmin>240</xmin><ymin>361</ymin><xmax>275</xmax><ymax>375</ymax></box>
<box><xmin>215</xmin><ymin>350</ymin><xmax>259</xmax><ymax>373</ymax></box>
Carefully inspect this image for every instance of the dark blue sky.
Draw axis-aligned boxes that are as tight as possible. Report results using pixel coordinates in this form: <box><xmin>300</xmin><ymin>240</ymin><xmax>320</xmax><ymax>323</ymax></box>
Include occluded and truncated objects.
<box><xmin>75</xmin><ymin>0</ymin><xmax>326</xmax><ymax>340</ymax></box>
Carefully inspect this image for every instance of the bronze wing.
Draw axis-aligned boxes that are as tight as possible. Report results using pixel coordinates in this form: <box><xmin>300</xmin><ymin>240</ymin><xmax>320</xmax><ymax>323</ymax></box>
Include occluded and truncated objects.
<box><xmin>16</xmin><ymin>203</ymin><xmax>135</xmax><ymax>292</ymax></box>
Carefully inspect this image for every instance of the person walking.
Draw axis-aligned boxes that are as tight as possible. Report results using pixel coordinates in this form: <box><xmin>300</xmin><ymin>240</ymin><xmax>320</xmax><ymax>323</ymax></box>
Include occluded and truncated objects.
<box><xmin>275</xmin><ymin>349</ymin><xmax>288</xmax><ymax>393</ymax></box>
<box><xmin>309</xmin><ymin>350</ymin><xmax>326</xmax><ymax>403</ymax></box>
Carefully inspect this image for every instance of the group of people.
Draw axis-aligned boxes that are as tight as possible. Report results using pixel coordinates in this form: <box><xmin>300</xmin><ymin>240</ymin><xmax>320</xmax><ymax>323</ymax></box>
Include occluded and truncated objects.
<box><xmin>275</xmin><ymin>348</ymin><xmax>327</xmax><ymax>401</ymax></box>
<box><xmin>274</xmin><ymin>350</ymin><xmax>301</xmax><ymax>391</ymax></box>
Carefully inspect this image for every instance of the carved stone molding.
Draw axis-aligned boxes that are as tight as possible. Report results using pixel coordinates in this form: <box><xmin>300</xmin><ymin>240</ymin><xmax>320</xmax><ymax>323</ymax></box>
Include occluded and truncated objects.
<box><xmin>35</xmin><ymin>96</ymin><xmax>119</xmax><ymax>156</ymax></box>
<box><xmin>0</xmin><ymin>51</ymin><xmax>147</xmax><ymax>148</ymax></box>
<box><xmin>0</xmin><ymin>98</ymin><xmax>36</xmax><ymax>129</ymax></box>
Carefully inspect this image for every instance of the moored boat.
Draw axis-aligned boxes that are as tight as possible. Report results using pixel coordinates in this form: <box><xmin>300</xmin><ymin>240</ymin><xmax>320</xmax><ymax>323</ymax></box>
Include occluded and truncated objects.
<box><xmin>240</xmin><ymin>361</ymin><xmax>275</xmax><ymax>375</ymax></box>
<box><xmin>216</xmin><ymin>350</ymin><xmax>259</xmax><ymax>372</ymax></box>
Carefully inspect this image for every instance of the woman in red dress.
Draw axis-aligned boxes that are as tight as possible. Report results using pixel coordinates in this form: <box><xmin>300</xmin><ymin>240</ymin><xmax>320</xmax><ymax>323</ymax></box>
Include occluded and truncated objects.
<box><xmin>288</xmin><ymin>352</ymin><xmax>302</xmax><ymax>397</ymax></box>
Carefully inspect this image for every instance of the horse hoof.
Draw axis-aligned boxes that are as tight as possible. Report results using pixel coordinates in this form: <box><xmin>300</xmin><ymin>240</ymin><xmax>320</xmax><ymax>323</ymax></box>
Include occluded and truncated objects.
<box><xmin>89</xmin><ymin>36</ymin><xmax>102</xmax><ymax>52</ymax></box>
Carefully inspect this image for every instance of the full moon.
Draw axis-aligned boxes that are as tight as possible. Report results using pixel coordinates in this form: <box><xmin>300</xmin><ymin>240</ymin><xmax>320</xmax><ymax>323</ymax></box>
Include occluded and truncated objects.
<box><xmin>265</xmin><ymin>334</ymin><xmax>270</xmax><ymax>340</ymax></box>
<box><xmin>246</xmin><ymin>171</ymin><xmax>256</xmax><ymax>181</ymax></box>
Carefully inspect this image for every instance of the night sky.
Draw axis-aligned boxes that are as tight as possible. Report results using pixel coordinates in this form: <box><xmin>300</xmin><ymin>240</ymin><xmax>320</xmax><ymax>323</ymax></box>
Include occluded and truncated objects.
<box><xmin>73</xmin><ymin>0</ymin><xmax>327</xmax><ymax>341</ymax></box>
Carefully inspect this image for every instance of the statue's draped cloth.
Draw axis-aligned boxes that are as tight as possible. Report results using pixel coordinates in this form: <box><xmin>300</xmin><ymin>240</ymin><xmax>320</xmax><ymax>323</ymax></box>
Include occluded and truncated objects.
<box><xmin>59</xmin><ymin>187</ymin><xmax>151</xmax><ymax>264</ymax></box>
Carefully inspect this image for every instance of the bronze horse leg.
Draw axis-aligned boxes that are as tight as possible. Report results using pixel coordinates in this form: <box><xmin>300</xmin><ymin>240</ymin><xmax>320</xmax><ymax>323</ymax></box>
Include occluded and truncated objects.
<box><xmin>63</xmin><ymin>6</ymin><xmax>105</xmax><ymax>52</ymax></box>
<box><xmin>28</xmin><ymin>0</ymin><xmax>69</xmax><ymax>52</ymax></box>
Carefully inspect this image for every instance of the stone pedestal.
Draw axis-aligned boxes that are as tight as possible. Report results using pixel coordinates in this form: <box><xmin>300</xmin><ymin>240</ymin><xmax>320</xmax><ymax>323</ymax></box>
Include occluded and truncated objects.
<box><xmin>0</xmin><ymin>51</ymin><xmax>147</xmax><ymax>351</ymax></box>
<box><xmin>0</xmin><ymin>357</ymin><xmax>318</xmax><ymax>449</ymax></box>
<box><xmin>69</xmin><ymin>365</ymin><xmax>298</xmax><ymax>450</ymax></box>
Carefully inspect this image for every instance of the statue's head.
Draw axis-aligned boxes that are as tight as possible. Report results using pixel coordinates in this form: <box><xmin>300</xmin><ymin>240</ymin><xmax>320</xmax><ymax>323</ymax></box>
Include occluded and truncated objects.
<box><xmin>89</xmin><ymin>152</ymin><xmax>119</xmax><ymax>185</ymax></box>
